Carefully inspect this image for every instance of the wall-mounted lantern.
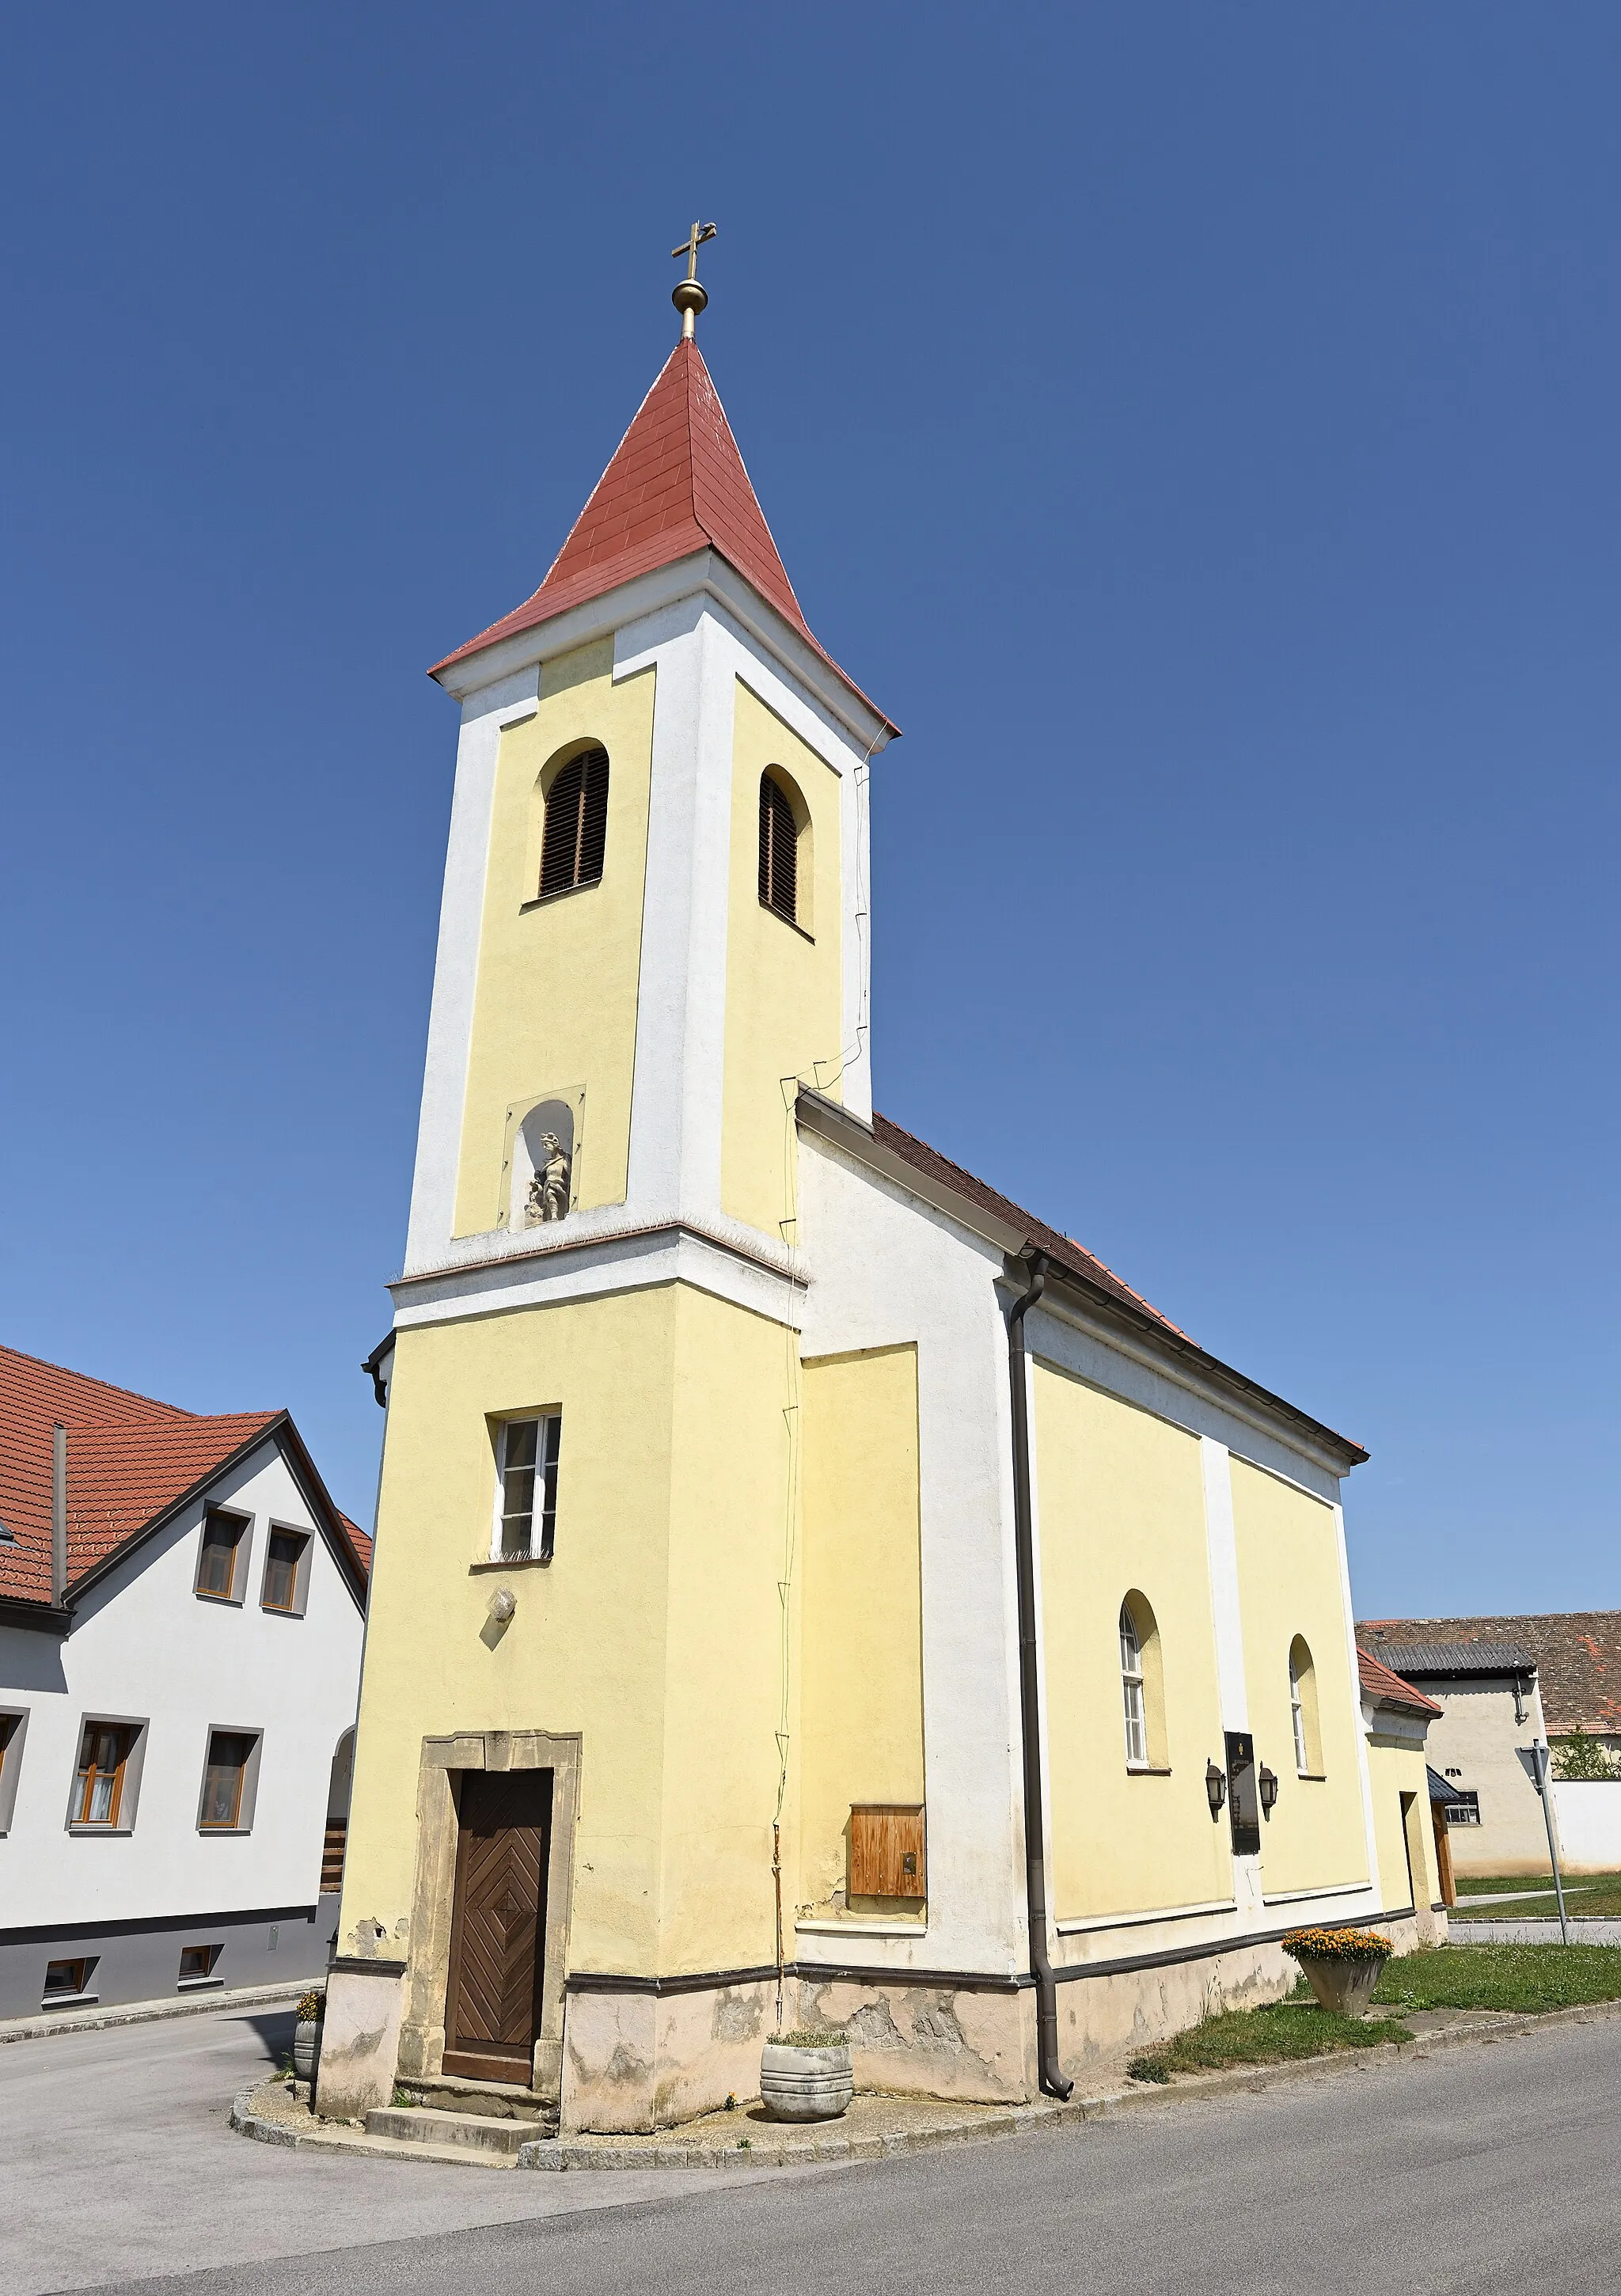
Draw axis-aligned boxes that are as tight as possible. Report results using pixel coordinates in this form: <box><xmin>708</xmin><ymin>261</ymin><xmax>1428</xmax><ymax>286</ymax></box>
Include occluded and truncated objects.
<box><xmin>1258</xmin><ymin>1764</ymin><xmax>1279</xmax><ymax>1816</ymax></box>
<box><xmin>1205</xmin><ymin>1759</ymin><xmax>1227</xmax><ymax>1819</ymax></box>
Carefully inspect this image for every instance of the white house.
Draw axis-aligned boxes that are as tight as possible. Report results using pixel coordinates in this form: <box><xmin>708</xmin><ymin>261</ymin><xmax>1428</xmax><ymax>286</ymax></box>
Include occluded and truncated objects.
<box><xmin>0</xmin><ymin>1343</ymin><xmax>369</xmax><ymax>2017</ymax></box>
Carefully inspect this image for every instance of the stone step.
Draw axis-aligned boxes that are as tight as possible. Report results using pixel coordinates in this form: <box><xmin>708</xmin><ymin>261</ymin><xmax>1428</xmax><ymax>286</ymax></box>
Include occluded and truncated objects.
<box><xmin>364</xmin><ymin>2107</ymin><xmax>537</xmax><ymax>2157</ymax></box>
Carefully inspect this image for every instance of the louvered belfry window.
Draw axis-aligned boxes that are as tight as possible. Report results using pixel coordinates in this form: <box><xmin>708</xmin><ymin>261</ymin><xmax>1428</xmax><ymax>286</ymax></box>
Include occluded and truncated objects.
<box><xmin>539</xmin><ymin>747</ymin><xmax>609</xmax><ymax>898</ymax></box>
<box><xmin>758</xmin><ymin>772</ymin><xmax>798</xmax><ymax>924</ymax></box>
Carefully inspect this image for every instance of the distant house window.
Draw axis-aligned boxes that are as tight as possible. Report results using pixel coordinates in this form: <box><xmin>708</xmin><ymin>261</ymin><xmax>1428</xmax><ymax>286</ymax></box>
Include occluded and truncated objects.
<box><xmin>1289</xmin><ymin>1637</ymin><xmax>1323</xmax><ymax>1774</ymax></box>
<box><xmin>0</xmin><ymin>1710</ymin><xmax>26</xmax><ymax>1834</ymax></box>
<box><xmin>758</xmin><ymin>771</ymin><xmax>802</xmax><ymax>926</ymax></box>
<box><xmin>196</xmin><ymin>1510</ymin><xmax>249</xmax><ymax>1601</ymax></box>
<box><xmin>72</xmin><ymin>1723</ymin><xmax>135</xmax><ymax>1827</ymax></box>
<box><xmin>260</xmin><ymin>1528</ymin><xmax>310</xmax><ymax>1615</ymax></box>
<box><xmin>199</xmin><ymin>1730</ymin><xmax>259</xmax><ymax>1831</ymax></box>
<box><xmin>44</xmin><ymin>1958</ymin><xmax>95</xmax><ymax>2003</ymax></box>
<box><xmin>495</xmin><ymin>1416</ymin><xmax>561</xmax><ymax>1562</ymax></box>
<box><xmin>1120</xmin><ymin>1603</ymin><xmax>1148</xmax><ymax>1767</ymax></box>
<box><xmin>538</xmin><ymin>747</ymin><xmax>609</xmax><ymax>898</ymax></box>
<box><xmin>1444</xmin><ymin>1790</ymin><xmax>1482</xmax><ymax>1827</ymax></box>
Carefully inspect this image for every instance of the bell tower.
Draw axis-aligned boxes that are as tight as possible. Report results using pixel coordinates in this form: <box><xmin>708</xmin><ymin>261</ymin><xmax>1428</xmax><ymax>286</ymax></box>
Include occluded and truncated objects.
<box><xmin>401</xmin><ymin>249</ymin><xmax>896</xmax><ymax>1288</ymax></box>
<box><xmin>326</xmin><ymin>246</ymin><xmax>899</xmax><ymax>2135</ymax></box>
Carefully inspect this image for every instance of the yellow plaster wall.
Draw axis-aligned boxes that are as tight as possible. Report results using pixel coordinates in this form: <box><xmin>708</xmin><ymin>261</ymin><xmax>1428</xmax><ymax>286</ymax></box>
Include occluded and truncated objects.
<box><xmin>1033</xmin><ymin>1367</ymin><xmax>1232</xmax><ymax>1922</ymax></box>
<box><xmin>1229</xmin><ymin>1458</ymin><xmax>1369</xmax><ymax>1898</ymax></box>
<box><xmin>339</xmin><ymin>1289</ymin><xmax>680</xmax><ymax>1976</ymax></box>
<box><xmin>796</xmin><ymin>1346</ymin><xmax>926</xmax><ymax>1915</ymax></box>
<box><xmin>1367</xmin><ymin>1738</ymin><xmax>1439</xmax><ymax>1915</ymax></box>
<box><xmin>340</xmin><ymin>1281</ymin><xmax>801</xmax><ymax>1987</ymax></box>
<box><xmin>454</xmin><ymin>639</ymin><xmax>655</xmax><ymax>1236</ymax></box>
<box><xmin>656</xmin><ymin>1286</ymin><xmax>801</xmax><ymax>1972</ymax></box>
<box><xmin>721</xmin><ymin>681</ymin><xmax>844</xmax><ymax>1240</ymax></box>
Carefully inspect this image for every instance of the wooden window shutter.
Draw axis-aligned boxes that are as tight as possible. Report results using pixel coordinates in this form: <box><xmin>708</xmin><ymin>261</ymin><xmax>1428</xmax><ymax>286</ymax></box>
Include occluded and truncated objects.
<box><xmin>539</xmin><ymin>748</ymin><xmax>609</xmax><ymax>898</ymax></box>
<box><xmin>757</xmin><ymin>772</ymin><xmax>797</xmax><ymax>924</ymax></box>
<box><xmin>848</xmin><ymin>1805</ymin><xmax>926</xmax><ymax>1899</ymax></box>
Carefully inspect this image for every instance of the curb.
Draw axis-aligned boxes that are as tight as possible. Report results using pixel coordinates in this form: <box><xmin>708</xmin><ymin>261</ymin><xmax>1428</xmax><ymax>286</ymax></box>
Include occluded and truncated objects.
<box><xmin>228</xmin><ymin>1996</ymin><xmax>1621</xmax><ymax>2173</ymax></box>
<box><xmin>1</xmin><ymin>1980</ymin><xmax>310</xmax><ymax>2048</ymax></box>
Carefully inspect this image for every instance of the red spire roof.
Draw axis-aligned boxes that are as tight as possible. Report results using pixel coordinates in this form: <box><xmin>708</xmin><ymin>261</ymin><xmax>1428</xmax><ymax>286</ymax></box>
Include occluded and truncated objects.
<box><xmin>431</xmin><ymin>340</ymin><xmax>895</xmax><ymax>733</ymax></box>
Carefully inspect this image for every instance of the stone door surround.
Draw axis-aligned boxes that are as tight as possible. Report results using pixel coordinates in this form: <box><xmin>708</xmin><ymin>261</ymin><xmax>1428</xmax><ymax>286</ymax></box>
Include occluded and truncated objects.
<box><xmin>397</xmin><ymin>1729</ymin><xmax>579</xmax><ymax>2102</ymax></box>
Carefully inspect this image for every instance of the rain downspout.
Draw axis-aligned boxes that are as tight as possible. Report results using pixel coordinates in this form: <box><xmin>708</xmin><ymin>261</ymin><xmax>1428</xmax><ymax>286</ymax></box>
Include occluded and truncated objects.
<box><xmin>1006</xmin><ymin>1250</ymin><xmax>1072</xmax><ymax>2100</ymax></box>
<box><xmin>51</xmin><ymin>1423</ymin><xmax>68</xmax><ymax>1609</ymax></box>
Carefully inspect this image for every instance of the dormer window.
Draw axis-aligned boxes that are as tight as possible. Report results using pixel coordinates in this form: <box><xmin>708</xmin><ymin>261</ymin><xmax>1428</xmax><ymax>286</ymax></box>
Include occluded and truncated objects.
<box><xmin>539</xmin><ymin>747</ymin><xmax>609</xmax><ymax>898</ymax></box>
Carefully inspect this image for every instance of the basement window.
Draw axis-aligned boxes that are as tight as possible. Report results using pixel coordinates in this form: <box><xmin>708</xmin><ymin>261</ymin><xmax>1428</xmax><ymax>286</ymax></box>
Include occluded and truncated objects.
<box><xmin>178</xmin><ymin>1943</ymin><xmax>223</xmax><ymax>1987</ymax></box>
<box><xmin>43</xmin><ymin>1957</ymin><xmax>97</xmax><ymax>2006</ymax></box>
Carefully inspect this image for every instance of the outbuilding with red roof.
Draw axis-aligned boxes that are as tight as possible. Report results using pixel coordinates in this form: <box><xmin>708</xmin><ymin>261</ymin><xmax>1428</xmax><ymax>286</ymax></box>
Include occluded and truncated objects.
<box><xmin>0</xmin><ymin>1343</ymin><xmax>368</xmax><ymax>2017</ymax></box>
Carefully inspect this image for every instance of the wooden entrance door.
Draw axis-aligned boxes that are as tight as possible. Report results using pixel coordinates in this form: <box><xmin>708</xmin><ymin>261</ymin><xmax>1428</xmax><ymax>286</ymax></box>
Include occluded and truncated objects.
<box><xmin>443</xmin><ymin>1770</ymin><xmax>552</xmax><ymax>2083</ymax></box>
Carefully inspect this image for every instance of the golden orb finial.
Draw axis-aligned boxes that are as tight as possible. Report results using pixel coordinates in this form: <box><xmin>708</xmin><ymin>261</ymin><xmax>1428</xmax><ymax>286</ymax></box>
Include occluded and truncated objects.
<box><xmin>670</xmin><ymin>220</ymin><xmax>717</xmax><ymax>340</ymax></box>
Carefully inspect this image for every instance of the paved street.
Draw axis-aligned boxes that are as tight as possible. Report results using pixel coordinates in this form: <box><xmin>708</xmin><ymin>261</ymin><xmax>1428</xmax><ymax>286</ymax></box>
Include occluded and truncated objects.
<box><xmin>9</xmin><ymin>2001</ymin><xmax>1621</xmax><ymax>2296</ymax></box>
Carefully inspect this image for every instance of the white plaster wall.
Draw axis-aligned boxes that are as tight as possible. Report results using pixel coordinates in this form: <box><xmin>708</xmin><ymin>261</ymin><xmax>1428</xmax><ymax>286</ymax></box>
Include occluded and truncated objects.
<box><xmin>795</xmin><ymin>1133</ymin><xmax>1027</xmax><ymax>1979</ymax></box>
<box><xmin>1413</xmin><ymin>1680</ymin><xmax>1552</xmax><ymax>1873</ymax></box>
<box><xmin>1548</xmin><ymin>1781</ymin><xmax>1621</xmax><ymax>1871</ymax></box>
<box><xmin>0</xmin><ymin>1439</ymin><xmax>364</xmax><ymax>1927</ymax></box>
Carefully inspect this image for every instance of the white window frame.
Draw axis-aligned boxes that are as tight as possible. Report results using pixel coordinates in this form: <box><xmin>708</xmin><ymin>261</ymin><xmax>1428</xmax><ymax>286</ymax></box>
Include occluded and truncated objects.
<box><xmin>1290</xmin><ymin>1652</ymin><xmax>1309</xmax><ymax>1774</ymax></box>
<box><xmin>1120</xmin><ymin>1603</ymin><xmax>1148</xmax><ymax>1770</ymax></box>
<box><xmin>490</xmin><ymin>1414</ymin><xmax>562</xmax><ymax>1563</ymax></box>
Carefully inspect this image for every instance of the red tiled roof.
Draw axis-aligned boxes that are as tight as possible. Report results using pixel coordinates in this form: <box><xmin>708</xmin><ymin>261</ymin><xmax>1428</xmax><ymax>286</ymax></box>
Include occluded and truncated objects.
<box><xmin>1357</xmin><ymin>1646</ymin><xmax>1443</xmax><ymax>1719</ymax></box>
<box><xmin>871</xmin><ymin>1113</ymin><xmax>1192</xmax><ymax>1344</ymax></box>
<box><xmin>0</xmin><ymin>1343</ymin><xmax>368</xmax><ymax>1606</ymax></box>
<box><xmin>431</xmin><ymin>340</ymin><xmax>897</xmax><ymax>734</ymax></box>
<box><xmin>1360</xmin><ymin>1615</ymin><xmax>1621</xmax><ymax>1736</ymax></box>
<box><xmin>341</xmin><ymin>1516</ymin><xmax>374</xmax><ymax>1572</ymax></box>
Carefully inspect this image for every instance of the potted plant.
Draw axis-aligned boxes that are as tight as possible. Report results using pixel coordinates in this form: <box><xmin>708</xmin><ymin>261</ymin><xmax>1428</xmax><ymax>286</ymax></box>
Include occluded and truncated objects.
<box><xmin>759</xmin><ymin>2027</ymin><xmax>853</xmax><ymax>2121</ymax></box>
<box><xmin>1281</xmin><ymin>1926</ymin><xmax>1391</xmax><ymax>2017</ymax></box>
<box><xmin>292</xmin><ymin>1989</ymin><xmax>325</xmax><ymax>2082</ymax></box>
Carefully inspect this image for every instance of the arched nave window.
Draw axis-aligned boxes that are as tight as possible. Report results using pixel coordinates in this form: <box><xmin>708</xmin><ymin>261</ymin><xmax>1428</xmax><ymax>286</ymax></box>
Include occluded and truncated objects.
<box><xmin>1118</xmin><ymin>1592</ymin><xmax>1167</xmax><ymax>1770</ymax></box>
<box><xmin>1289</xmin><ymin>1636</ymin><xmax>1323</xmax><ymax>1774</ymax></box>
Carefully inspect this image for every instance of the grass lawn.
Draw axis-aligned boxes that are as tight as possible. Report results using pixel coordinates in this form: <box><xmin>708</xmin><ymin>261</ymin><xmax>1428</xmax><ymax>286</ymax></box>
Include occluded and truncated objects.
<box><xmin>1452</xmin><ymin>1870</ymin><xmax>1621</xmax><ymax>1918</ymax></box>
<box><xmin>1372</xmin><ymin>1942</ymin><xmax>1621</xmax><ymax>2013</ymax></box>
<box><xmin>1126</xmin><ymin>1998</ymin><xmax>1410</xmax><ymax>2083</ymax></box>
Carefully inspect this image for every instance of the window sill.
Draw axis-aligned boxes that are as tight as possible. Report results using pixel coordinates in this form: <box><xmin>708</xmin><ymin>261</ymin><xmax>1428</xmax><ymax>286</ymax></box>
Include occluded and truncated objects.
<box><xmin>177</xmin><ymin>1976</ymin><xmax>225</xmax><ymax>1991</ymax></box>
<box><xmin>521</xmin><ymin>880</ymin><xmax>601</xmax><ymax>914</ymax></box>
<box><xmin>198</xmin><ymin>1827</ymin><xmax>253</xmax><ymax>1838</ymax></box>
<box><xmin>260</xmin><ymin>1603</ymin><xmax>309</xmax><ymax>1620</ymax></box>
<box><xmin>1126</xmin><ymin>1764</ymin><xmax>1172</xmax><ymax>1778</ymax></box>
<box><xmin>795</xmin><ymin>1915</ymin><xmax>928</xmax><ymax>1937</ymax></box>
<box><xmin>1296</xmin><ymin>1772</ymin><xmax>1327</xmax><ymax>1782</ymax></box>
<box><xmin>469</xmin><ymin>1557</ymin><xmax>552</xmax><ymax>1573</ymax></box>
<box><xmin>41</xmin><ymin>1992</ymin><xmax>98</xmax><ymax>2010</ymax></box>
<box><xmin>758</xmin><ymin>897</ymin><xmax>814</xmax><ymax>944</ymax></box>
<box><xmin>67</xmin><ymin>1824</ymin><xmax>134</xmax><ymax>1838</ymax></box>
<box><xmin>193</xmin><ymin>1591</ymin><xmax>245</xmax><ymax>1608</ymax></box>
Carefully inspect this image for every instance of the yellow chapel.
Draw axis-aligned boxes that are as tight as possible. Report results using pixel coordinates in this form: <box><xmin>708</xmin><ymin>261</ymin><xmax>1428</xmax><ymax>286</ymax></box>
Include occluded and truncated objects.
<box><xmin>318</xmin><ymin>256</ymin><xmax>1444</xmax><ymax>2133</ymax></box>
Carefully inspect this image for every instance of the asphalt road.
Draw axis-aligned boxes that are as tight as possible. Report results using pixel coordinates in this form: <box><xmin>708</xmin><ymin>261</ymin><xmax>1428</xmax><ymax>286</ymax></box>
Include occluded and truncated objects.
<box><xmin>9</xmin><ymin>2000</ymin><xmax>1621</xmax><ymax>2296</ymax></box>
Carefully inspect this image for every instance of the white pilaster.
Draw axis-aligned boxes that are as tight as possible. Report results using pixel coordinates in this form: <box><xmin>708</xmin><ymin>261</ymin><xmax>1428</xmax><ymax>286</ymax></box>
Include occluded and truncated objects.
<box><xmin>617</xmin><ymin>602</ymin><xmax>735</xmax><ymax>1222</ymax></box>
<box><xmin>404</xmin><ymin>666</ymin><xmax>540</xmax><ymax>1270</ymax></box>
<box><xmin>1334</xmin><ymin>1498</ymin><xmax>1384</xmax><ymax>1901</ymax></box>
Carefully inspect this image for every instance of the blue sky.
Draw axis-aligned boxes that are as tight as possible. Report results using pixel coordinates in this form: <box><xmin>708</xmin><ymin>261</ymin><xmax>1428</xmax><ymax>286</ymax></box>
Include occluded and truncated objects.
<box><xmin>3</xmin><ymin>6</ymin><xmax>1615</xmax><ymax>1614</ymax></box>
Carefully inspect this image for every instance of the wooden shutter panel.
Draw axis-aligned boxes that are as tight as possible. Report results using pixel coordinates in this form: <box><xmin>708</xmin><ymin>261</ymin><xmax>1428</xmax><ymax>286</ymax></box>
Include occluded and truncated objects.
<box><xmin>848</xmin><ymin>1805</ymin><xmax>926</xmax><ymax>1898</ymax></box>
<box><xmin>757</xmin><ymin>773</ymin><xmax>797</xmax><ymax>923</ymax></box>
<box><xmin>539</xmin><ymin>748</ymin><xmax>609</xmax><ymax>898</ymax></box>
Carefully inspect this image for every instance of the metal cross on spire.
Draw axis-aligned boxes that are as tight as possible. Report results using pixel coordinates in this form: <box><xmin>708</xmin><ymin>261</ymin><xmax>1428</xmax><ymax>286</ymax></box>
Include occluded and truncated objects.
<box><xmin>670</xmin><ymin>220</ymin><xmax>718</xmax><ymax>340</ymax></box>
